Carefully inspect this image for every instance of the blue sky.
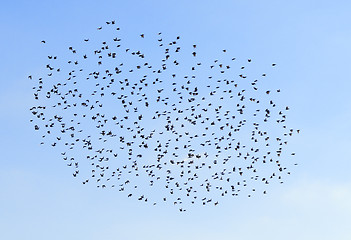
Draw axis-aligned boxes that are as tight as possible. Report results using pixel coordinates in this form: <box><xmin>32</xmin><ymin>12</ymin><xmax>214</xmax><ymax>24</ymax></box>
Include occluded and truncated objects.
<box><xmin>1</xmin><ymin>0</ymin><xmax>351</xmax><ymax>239</ymax></box>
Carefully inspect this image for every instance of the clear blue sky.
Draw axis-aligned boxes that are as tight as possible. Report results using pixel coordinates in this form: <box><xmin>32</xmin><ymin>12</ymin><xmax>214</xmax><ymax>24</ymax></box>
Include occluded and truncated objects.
<box><xmin>1</xmin><ymin>0</ymin><xmax>351</xmax><ymax>239</ymax></box>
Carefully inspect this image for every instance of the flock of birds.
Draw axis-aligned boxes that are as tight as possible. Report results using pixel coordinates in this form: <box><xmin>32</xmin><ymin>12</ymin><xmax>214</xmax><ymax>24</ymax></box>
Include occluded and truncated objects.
<box><xmin>29</xmin><ymin>20</ymin><xmax>299</xmax><ymax>211</ymax></box>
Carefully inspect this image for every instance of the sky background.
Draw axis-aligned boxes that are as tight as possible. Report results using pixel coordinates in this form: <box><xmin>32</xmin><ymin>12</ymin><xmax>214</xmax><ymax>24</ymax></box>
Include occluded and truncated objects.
<box><xmin>1</xmin><ymin>0</ymin><xmax>351</xmax><ymax>239</ymax></box>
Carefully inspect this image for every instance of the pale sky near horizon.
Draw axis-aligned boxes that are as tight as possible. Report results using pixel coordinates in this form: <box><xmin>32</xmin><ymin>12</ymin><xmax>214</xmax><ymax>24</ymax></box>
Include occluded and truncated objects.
<box><xmin>1</xmin><ymin>0</ymin><xmax>351</xmax><ymax>239</ymax></box>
